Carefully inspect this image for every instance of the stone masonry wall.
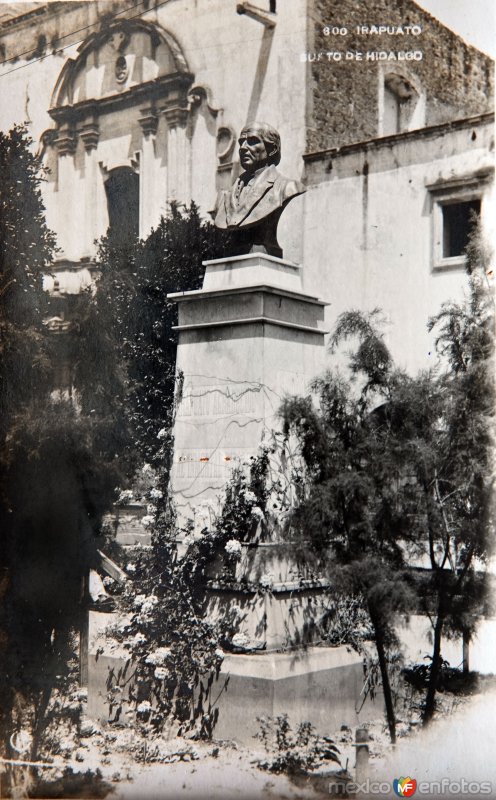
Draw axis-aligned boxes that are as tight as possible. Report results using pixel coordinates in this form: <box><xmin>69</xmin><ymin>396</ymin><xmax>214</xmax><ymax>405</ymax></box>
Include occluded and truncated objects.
<box><xmin>307</xmin><ymin>0</ymin><xmax>494</xmax><ymax>152</ymax></box>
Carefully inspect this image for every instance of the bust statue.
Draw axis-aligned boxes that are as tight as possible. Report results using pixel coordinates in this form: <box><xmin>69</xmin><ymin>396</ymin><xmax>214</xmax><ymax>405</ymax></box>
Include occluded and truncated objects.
<box><xmin>214</xmin><ymin>122</ymin><xmax>305</xmax><ymax>259</ymax></box>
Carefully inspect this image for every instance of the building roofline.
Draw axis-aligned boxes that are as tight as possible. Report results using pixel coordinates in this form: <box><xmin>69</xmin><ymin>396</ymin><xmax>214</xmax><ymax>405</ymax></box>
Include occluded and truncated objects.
<box><xmin>0</xmin><ymin>2</ymin><xmax>76</xmax><ymax>31</ymax></box>
<box><xmin>304</xmin><ymin>112</ymin><xmax>495</xmax><ymax>164</ymax></box>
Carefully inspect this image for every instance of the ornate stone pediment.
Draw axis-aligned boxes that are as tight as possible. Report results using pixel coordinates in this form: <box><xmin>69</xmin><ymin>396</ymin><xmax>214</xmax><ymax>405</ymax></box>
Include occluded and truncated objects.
<box><xmin>49</xmin><ymin>19</ymin><xmax>192</xmax><ymax>127</ymax></box>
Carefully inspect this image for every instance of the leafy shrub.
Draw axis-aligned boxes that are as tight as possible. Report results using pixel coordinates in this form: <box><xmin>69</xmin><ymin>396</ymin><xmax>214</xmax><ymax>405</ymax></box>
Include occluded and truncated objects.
<box><xmin>256</xmin><ymin>714</ymin><xmax>341</xmax><ymax>775</ymax></box>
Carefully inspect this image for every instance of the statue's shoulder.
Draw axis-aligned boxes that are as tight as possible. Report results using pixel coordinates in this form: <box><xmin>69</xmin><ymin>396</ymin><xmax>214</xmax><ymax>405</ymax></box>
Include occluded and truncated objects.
<box><xmin>272</xmin><ymin>168</ymin><xmax>305</xmax><ymax>201</ymax></box>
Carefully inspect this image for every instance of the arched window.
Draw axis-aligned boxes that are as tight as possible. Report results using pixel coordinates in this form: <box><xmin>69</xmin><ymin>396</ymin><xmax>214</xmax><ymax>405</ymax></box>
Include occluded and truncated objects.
<box><xmin>104</xmin><ymin>167</ymin><xmax>139</xmax><ymax>242</ymax></box>
<box><xmin>380</xmin><ymin>72</ymin><xmax>425</xmax><ymax>136</ymax></box>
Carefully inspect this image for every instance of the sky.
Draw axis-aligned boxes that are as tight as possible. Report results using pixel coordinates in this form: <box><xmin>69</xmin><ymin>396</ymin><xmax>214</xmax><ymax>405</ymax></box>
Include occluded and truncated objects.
<box><xmin>415</xmin><ymin>0</ymin><xmax>495</xmax><ymax>56</ymax></box>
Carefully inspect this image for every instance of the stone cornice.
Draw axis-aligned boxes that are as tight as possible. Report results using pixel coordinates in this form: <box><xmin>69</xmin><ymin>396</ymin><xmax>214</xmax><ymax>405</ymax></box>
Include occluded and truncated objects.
<box><xmin>304</xmin><ymin>112</ymin><xmax>496</xmax><ymax>164</ymax></box>
<box><xmin>79</xmin><ymin>121</ymin><xmax>100</xmax><ymax>152</ymax></box>
<box><xmin>49</xmin><ymin>71</ymin><xmax>194</xmax><ymax>127</ymax></box>
<box><xmin>162</xmin><ymin>104</ymin><xmax>189</xmax><ymax>129</ymax></box>
<box><xmin>138</xmin><ymin>106</ymin><xmax>159</xmax><ymax>137</ymax></box>
<box><xmin>55</xmin><ymin>125</ymin><xmax>77</xmax><ymax>156</ymax></box>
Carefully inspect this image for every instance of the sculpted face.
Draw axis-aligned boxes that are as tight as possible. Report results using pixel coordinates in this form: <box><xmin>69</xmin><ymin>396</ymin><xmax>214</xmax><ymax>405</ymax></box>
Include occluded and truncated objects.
<box><xmin>238</xmin><ymin>128</ymin><xmax>268</xmax><ymax>173</ymax></box>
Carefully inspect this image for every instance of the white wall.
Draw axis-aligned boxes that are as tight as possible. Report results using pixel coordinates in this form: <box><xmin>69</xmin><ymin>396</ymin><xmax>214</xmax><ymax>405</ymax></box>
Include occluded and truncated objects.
<box><xmin>298</xmin><ymin>117</ymin><xmax>494</xmax><ymax>376</ymax></box>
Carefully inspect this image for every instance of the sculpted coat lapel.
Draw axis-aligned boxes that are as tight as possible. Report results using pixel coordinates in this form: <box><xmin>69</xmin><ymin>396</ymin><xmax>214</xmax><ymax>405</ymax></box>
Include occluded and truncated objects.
<box><xmin>215</xmin><ymin>165</ymin><xmax>304</xmax><ymax>230</ymax></box>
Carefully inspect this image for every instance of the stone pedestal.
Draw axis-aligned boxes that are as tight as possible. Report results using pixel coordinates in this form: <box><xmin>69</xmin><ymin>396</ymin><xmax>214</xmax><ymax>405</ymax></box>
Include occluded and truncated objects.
<box><xmin>86</xmin><ymin>609</ymin><xmax>381</xmax><ymax>737</ymax></box>
<box><xmin>211</xmin><ymin>646</ymin><xmax>380</xmax><ymax>743</ymax></box>
<box><xmin>168</xmin><ymin>253</ymin><xmax>327</xmax><ymax>525</ymax></box>
<box><xmin>168</xmin><ymin>253</ymin><xmax>334</xmax><ymax>650</ymax></box>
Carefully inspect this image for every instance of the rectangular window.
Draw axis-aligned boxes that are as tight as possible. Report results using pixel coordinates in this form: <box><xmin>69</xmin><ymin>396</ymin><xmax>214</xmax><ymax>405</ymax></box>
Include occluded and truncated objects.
<box><xmin>441</xmin><ymin>200</ymin><xmax>480</xmax><ymax>258</ymax></box>
<box><xmin>427</xmin><ymin>173</ymin><xmax>491</xmax><ymax>271</ymax></box>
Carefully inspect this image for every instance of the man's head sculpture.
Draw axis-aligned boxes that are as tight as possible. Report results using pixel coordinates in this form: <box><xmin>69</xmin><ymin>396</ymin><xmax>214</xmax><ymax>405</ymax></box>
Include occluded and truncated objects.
<box><xmin>238</xmin><ymin>122</ymin><xmax>281</xmax><ymax>170</ymax></box>
<box><xmin>214</xmin><ymin>121</ymin><xmax>304</xmax><ymax>259</ymax></box>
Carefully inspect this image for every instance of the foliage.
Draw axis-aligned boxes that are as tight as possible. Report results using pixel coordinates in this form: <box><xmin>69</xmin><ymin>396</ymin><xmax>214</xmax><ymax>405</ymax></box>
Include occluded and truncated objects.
<box><xmin>78</xmin><ymin>203</ymin><xmax>232</xmax><ymax>486</ymax></box>
<box><xmin>213</xmin><ymin>447</ymin><xmax>271</xmax><ymax>545</ymax></box>
<box><xmin>418</xmin><ymin>226</ymin><xmax>494</xmax><ymax>721</ymax></box>
<box><xmin>321</xmin><ymin>595</ymin><xmax>374</xmax><ymax>649</ymax></box>
<box><xmin>0</xmin><ymin>124</ymin><xmax>56</xmax><ymax>438</ymax></box>
<box><xmin>403</xmin><ymin>657</ymin><xmax>479</xmax><ymax>695</ymax></box>
<box><xmin>281</xmin><ymin>227</ymin><xmax>493</xmax><ymax>735</ymax></box>
<box><xmin>0</xmin><ymin>126</ymin><xmax>87</xmax><ymax>767</ymax></box>
<box><xmin>0</xmin><ymin>126</ymin><xmax>131</xmax><ymax>780</ymax></box>
<box><xmin>281</xmin><ymin>317</ymin><xmax>418</xmax><ymax>742</ymax></box>
<box><xmin>105</xmin><ymin>449</ymin><xmax>273</xmax><ymax>738</ymax></box>
<box><xmin>256</xmin><ymin>714</ymin><xmax>341</xmax><ymax>775</ymax></box>
<box><xmin>29</xmin><ymin>768</ymin><xmax>111</xmax><ymax>799</ymax></box>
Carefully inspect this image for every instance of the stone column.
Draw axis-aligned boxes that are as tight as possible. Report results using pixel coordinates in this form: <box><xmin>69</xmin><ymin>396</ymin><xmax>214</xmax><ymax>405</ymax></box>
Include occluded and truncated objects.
<box><xmin>138</xmin><ymin>105</ymin><xmax>159</xmax><ymax>238</ymax></box>
<box><xmin>79</xmin><ymin>118</ymin><xmax>100</xmax><ymax>257</ymax></box>
<box><xmin>162</xmin><ymin>102</ymin><xmax>190</xmax><ymax>204</ymax></box>
<box><xmin>55</xmin><ymin>124</ymin><xmax>77</xmax><ymax>258</ymax></box>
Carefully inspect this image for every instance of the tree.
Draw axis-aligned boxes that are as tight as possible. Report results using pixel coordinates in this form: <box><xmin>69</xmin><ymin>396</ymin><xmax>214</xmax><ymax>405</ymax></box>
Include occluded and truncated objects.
<box><xmin>0</xmin><ymin>126</ymin><xmax>77</xmax><ymax>777</ymax></box>
<box><xmin>282</xmin><ymin>314</ymin><xmax>419</xmax><ymax>743</ymax></box>
<box><xmin>78</xmin><ymin>203</ymin><xmax>232</xmax><ymax>498</ymax></box>
<box><xmin>419</xmin><ymin>227</ymin><xmax>494</xmax><ymax>722</ymax></box>
<box><xmin>0</xmin><ymin>126</ymin><xmax>131</xmax><ymax>785</ymax></box>
<box><xmin>0</xmin><ymin>124</ymin><xmax>55</xmax><ymax>448</ymax></box>
<box><xmin>0</xmin><ymin>132</ymin><xmax>233</xmax><ymax>782</ymax></box>
<box><xmin>282</xmin><ymin>234</ymin><xmax>493</xmax><ymax>734</ymax></box>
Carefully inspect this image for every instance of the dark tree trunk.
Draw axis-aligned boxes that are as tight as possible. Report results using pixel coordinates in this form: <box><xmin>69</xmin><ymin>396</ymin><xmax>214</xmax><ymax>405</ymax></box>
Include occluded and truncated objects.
<box><xmin>422</xmin><ymin>608</ymin><xmax>444</xmax><ymax>724</ymax></box>
<box><xmin>370</xmin><ymin>613</ymin><xmax>396</xmax><ymax>744</ymax></box>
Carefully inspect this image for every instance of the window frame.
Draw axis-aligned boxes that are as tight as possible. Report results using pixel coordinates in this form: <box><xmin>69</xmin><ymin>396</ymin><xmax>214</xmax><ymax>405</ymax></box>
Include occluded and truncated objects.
<box><xmin>427</xmin><ymin>173</ymin><xmax>491</xmax><ymax>271</ymax></box>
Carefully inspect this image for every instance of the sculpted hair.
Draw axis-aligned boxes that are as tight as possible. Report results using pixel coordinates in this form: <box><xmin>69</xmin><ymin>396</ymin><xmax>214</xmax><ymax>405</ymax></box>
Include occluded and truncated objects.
<box><xmin>240</xmin><ymin>122</ymin><xmax>281</xmax><ymax>165</ymax></box>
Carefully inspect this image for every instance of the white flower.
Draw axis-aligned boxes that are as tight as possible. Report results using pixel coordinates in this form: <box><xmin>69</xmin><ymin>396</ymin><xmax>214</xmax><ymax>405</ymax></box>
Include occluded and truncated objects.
<box><xmin>124</xmin><ymin>632</ymin><xmax>147</xmax><ymax>649</ymax></box>
<box><xmin>231</xmin><ymin>632</ymin><xmax>249</xmax><ymax>648</ymax></box>
<box><xmin>136</xmin><ymin>701</ymin><xmax>151</xmax><ymax>715</ymax></box>
<box><xmin>141</xmin><ymin>596</ymin><xmax>159</xmax><ymax>615</ymax></box>
<box><xmin>146</xmin><ymin>504</ymin><xmax>156</xmax><ymax>515</ymax></box>
<box><xmin>145</xmin><ymin>647</ymin><xmax>172</xmax><ymax>666</ymax></box>
<box><xmin>133</xmin><ymin>594</ymin><xmax>146</xmax><ymax>609</ymax></box>
<box><xmin>260</xmin><ymin>572</ymin><xmax>275</xmax><ymax>589</ymax></box>
<box><xmin>251</xmin><ymin>506</ymin><xmax>264</xmax><ymax>520</ymax></box>
<box><xmin>157</xmin><ymin>428</ymin><xmax>167</xmax><ymax>439</ymax></box>
<box><xmin>215</xmin><ymin>649</ymin><xmax>224</xmax><ymax>661</ymax></box>
<box><xmin>117</xmin><ymin>489</ymin><xmax>134</xmax><ymax>504</ymax></box>
<box><xmin>244</xmin><ymin>490</ymin><xmax>257</xmax><ymax>504</ymax></box>
<box><xmin>154</xmin><ymin>667</ymin><xmax>167</xmax><ymax>680</ymax></box>
<box><xmin>141</xmin><ymin>515</ymin><xmax>154</xmax><ymax>529</ymax></box>
<box><xmin>225</xmin><ymin>539</ymin><xmax>242</xmax><ymax>557</ymax></box>
<box><xmin>141</xmin><ymin>463</ymin><xmax>152</xmax><ymax>475</ymax></box>
<box><xmin>126</xmin><ymin>563</ymin><xmax>136</xmax><ymax>574</ymax></box>
<box><xmin>149</xmin><ymin>488</ymin><xmax>163</xmax><ymax>500</ymax></box>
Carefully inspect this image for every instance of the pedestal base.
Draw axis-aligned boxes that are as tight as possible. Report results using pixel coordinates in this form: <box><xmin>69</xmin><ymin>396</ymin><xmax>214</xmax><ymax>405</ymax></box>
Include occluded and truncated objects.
<box><xmin>86</xmin><ymin>610</ymin><xmax>381</xmax><ymax>739</ymax></box>
<box><xmin>212</xmin><ymin>647</ymin><xmax>381</xmax><ymax>743</ymax></box>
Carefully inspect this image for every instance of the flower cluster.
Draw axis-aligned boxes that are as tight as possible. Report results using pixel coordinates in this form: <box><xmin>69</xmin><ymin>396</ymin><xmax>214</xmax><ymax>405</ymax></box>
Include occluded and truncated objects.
<box><xmin>259</xmin><ymin>572</ymin><xmax>275</xmax><ymax>590</ymax></box>
<box><xmin>145</xmin><ymin>647</ymin><xmax>172</xmax><ymax>666</ymax></box>
<box><xmin>231</xmin><ymin>632</ymin><xmax>250</xmax><ymax>649</ymax></box>
<box><xmin>154</xmin><ymin>667</ymin><xmax>167</xmax><ymax>680</ymax></box>
<box><xmin>224</xmin><ymin>539</ymin><xmax>242</xmax><ymax>558</ymax></box>
<box><xmin>116</xmin><ymin>488</ymin><xmax>134</xmax><ymax>505</ymax></box>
